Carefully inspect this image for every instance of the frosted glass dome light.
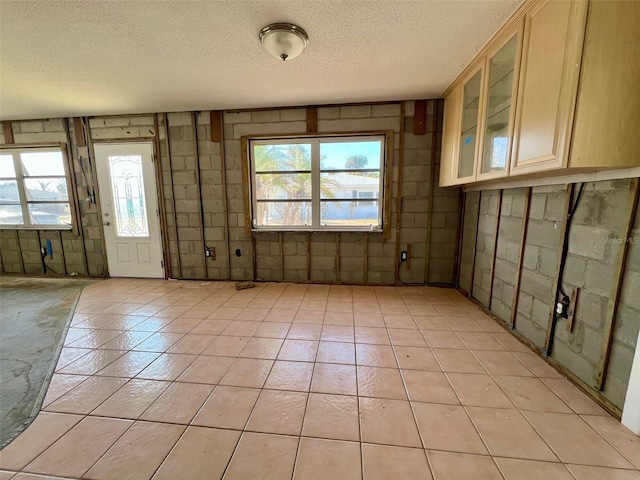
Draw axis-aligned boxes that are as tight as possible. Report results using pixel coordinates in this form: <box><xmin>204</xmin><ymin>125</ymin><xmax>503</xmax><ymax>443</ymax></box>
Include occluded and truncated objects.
<box><xmin>259</xmin><ymin>23</ymin><xmax>309</xmax><ymax>62</ymax></box>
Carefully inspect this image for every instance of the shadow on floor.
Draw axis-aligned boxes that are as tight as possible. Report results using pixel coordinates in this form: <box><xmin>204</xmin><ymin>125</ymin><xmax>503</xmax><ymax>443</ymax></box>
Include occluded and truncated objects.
<box><xmin>0</xmin><ymin>276</ymin><xmax>99</xmax><ymax>447</ymax></box>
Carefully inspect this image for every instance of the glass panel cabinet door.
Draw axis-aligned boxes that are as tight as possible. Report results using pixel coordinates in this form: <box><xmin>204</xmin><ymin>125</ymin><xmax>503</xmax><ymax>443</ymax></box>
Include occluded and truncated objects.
<box><xmin>458</xmin><ymin>70</ymin><xmax>482</xmax><ymax>179</ymax></box>
<box><xmin>480</xmin><ymin>34</ymin><xmax>518</xmax><ymax>175</ymax></box>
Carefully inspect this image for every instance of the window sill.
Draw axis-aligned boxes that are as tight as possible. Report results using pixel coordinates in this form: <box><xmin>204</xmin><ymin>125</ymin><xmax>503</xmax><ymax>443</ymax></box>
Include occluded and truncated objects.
<box><xmin>252</xmin><ymin>227</ymin><xmax>383</xmax><ymax>234</ymax></box>
<box><xmin>0</xmin><ymin>225</ymin><xmax>73</xmax><ymax>231</ymax></box>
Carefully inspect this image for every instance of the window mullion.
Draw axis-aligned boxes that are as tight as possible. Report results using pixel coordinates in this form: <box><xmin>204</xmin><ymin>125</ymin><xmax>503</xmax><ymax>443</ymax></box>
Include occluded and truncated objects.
<box><xmin>311</xmin><ymin>139</ymin><xmax>320</xmax><ymax>228</ymax></box>
<box><xmin>13</xmin><ymin>152</ymin><xmax>31</xmax><ymax>227</ymax></box>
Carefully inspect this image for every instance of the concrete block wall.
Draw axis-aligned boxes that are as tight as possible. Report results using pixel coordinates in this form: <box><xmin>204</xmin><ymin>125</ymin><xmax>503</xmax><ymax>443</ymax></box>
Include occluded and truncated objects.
<box><xmin>490</xmin><ymin>188</ymin><xmax>528</xmax><ymax>323</ymax></box>
<box><xmin>607</xmin><ymin>205</ymin><xmax>640</xmax><ymax>408</ymax></box>
<box><xmin>551</xmin><ymin>180</ymin><xmax>636</xmax><ymax>406</ymax></box>
<box><xmin>514</xmin><ymin>185</ymin><xmax>566</xmax><ymax>348</ymax></box>
<box><xmin>0</xmin><ymin>118</ymin><xmax>104</xmax><ymax>276</ymax></box>
<box><xmin>219</xmin><ymin>101</ymin><xmax>460</xmax><ymax>285</ymax></box>
<box><xmin>2</xmin><ymin>100</ymin><xmax>461</xmax><ymax>286</ymax></box>
<box><xmin>472</xmin><ymin>190</ymin><xmax>500</xmax><ymax>306</ymax></box>
<box><xmin>458</xmin><ymin>178</ymin><xmax>640</xmax><ymax>412</ymax></box>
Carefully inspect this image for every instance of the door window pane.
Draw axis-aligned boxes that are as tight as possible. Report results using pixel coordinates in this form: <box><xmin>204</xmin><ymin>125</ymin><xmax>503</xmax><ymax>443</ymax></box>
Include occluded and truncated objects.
<box><xmin>109</xmin><ymin>155</ymin><xmax>149</xmax><ymax>237</ymax></box>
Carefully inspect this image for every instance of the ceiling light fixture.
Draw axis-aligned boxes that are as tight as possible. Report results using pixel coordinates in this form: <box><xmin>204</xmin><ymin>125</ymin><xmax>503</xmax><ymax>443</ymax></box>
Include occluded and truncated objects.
<box><xmin>259</xmin><ymin>23</ymin><xmax>308</xmax><ymax>62</ymax></box>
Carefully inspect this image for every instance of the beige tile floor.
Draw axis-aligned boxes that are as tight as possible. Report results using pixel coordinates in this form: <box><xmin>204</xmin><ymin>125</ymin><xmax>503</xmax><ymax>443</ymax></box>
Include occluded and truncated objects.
<box><xmin>1</xmin><ymin>278</ymin><xmax>639</xmax><ymax>480</ymax></box>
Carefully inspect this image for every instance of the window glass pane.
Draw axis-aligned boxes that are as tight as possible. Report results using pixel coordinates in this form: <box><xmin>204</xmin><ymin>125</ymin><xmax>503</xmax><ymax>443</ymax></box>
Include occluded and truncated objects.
<box><xmin>24</xmin><ymin>178</ymin><xmax>69</xmax><ymax>201</ymax></box>
<box><xmin>109</xmin><ymin>155</ymin><xmax>149</xmax><ymax>237</ymax></box>
<box><xmin>254</xmin><ymin>201</ymin><xmax>311</xmax><ymax>227</ymax></box>
<box><xmin>28</xmin><ymin>203</ymin><xmax>71</xmax><ymax>225</ymax></box>
<box><xmin>459</xmin><ymin>70</ymin><xmax>482</xmax><ymax>179</ymax></box>
<box><xmin>20</xmin><ymin>151</ymin><xmax>65</xmax><ymax>176</ymax></box>
<box><xmin>320</xmin><ymin>200</ymin><xmax>380</xmax><ymax>227</ymax></box>
<box><xmin>320</xmin><ymin>141</ymin><xmax>382</xmax><ymax>170</ymax></box>
<box><xmin>320</xmin><ymin>172</ymin><xmax>379</xmax><ymax>200</ymax></box>
<box><xmin>0</xmin><ymin>180</ymin><xmax>20</xmax><ymax>202</ymax></box>
<box><xmin>254</xmin><ymin>144</ymin><xmax>312</xmax><ymax>172</ymax></box>
<box><xmin>0</xmin><ymin>204</ymin><xmax>24</xmax><ymax>224</ymax></box>
<box><xmin>481</xmin><ymin>34</ymin><xmax>517</xmax><ymax>174</ymax></box>
<box><xmin>0</xmin><ymin>155</ymin><xmax>15</xmax><ymax>177</ymax></box>
<box><xmin>255</xmin><ymin>173</ymin><xmax>311</xmax><ymax>200</ymax></box>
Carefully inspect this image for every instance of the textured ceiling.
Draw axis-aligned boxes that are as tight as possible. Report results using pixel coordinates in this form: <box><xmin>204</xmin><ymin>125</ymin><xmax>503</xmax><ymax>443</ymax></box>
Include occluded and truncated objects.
<box><xmin>0</xmin><ymin>0</ymin><xmax>521</xmax><ymax>120</ymax></box>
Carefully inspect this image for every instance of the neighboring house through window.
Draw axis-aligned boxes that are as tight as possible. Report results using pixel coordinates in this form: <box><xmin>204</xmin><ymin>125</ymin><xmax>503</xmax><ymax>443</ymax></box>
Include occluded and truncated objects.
<box><xmin>0</xmin><ymin>148</ymin><xmax>72</xmax><ymax>228</ymax></box>
<box><xmin>248</xmin><ymin>134</ymin><xmax>387</xmax><ymax>231</ymax></box>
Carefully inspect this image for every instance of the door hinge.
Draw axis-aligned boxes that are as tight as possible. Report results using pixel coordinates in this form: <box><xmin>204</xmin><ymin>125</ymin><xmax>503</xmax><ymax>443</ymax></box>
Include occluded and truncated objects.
<box><xmin>160</xmin><ymin>260</ymin><xmax>164</xmax><ymax>268</ymax></box>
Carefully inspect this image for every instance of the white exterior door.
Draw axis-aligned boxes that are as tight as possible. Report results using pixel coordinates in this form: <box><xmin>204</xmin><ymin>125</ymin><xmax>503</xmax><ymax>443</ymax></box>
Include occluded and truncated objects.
<box><xmin>94</xmin><ymin>143</ymin><xmax>164</xmax><ymax>278</ymax></box>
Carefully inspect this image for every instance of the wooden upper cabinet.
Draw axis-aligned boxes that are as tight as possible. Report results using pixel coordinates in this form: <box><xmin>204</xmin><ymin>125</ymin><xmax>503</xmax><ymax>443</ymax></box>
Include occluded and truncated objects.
<box><xmin>510</xmin><ymin>0</ymin><xmax>588</xmax><ymax>175</ymax></box>
<box><xmin>439</xmin><ymin>84</ymin><xmax>462</xmax><ymax>187</ymax></box>
<box><xmin>476</xmin><ymin>22</ymin><xmax>522</xmax><ymax>182</ymax></box>
<box><xmin>570</xmin><ymin>0</ymin><xmax>640</xmax><ymax>169</ymax></box>
<box><xmin>437</xmin><ymin>0</ymin><xmax>637</xmax><ymax>188</ymax></box>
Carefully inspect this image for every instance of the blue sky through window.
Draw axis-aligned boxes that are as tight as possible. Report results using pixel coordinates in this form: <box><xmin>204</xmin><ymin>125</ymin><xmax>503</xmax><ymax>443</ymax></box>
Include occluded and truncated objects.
<box><xmin>320</xmin><ymin>141</ymin><xmax>381</xmax><ymax>170</ymax></box>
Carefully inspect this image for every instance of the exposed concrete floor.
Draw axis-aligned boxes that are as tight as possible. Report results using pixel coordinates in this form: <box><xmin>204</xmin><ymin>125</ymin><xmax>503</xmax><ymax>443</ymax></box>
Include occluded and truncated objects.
<box><xmin>0</xmin><ymin>276</ymin><xmax>98</xmax><ymax>447</ymax></box>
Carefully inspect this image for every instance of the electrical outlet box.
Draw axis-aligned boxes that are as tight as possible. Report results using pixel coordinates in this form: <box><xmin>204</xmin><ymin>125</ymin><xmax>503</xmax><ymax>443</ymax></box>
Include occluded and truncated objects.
<box><xmin>400</xmin><ymin>251</ymin><xmax>408</xmax><ymax>262</ymax></box>
<box><xmin>204</xmin><ymin>246</ymin><xmax>216</xmax><ymax>260</ymax></box>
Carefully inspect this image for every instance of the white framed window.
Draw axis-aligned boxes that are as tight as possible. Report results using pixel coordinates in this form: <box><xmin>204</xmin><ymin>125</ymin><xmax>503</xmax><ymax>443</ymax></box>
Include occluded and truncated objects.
<box><xmin>0</xmin><ymin>147</ymin><xmax>73</xmax><ymax>228</ymax></box>
<box><xmin>248</xmin><ymin>134</ymin><xmax>387</xmax><ymax>231</ymax></box>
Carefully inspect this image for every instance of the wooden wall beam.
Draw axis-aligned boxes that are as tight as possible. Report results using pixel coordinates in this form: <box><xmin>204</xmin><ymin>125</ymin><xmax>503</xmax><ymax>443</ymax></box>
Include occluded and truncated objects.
<box><xmin>306</xmin><ymin>233</ymin><xmax>311</xmax><ymax>281</ymax></box>
<box><xmin>423</xmin><ymin>100</ymin><xmax>437</xmax><ymax>284</ymax></box>
<box><xmin>510</xmin><ymin>187</ymin><xmax>532</xmax><ymax>329</ymax></box>
<box><xmin>2</xmin><ymin>122</ymin><xmax>14</xmax><ymax>144</ymax></box>
<box><xmin>164</xmin><ymin>113</ymin><xmax>182</xmax><ymax>278</ymax></box>
<box><xmin>192</xmin><ymin>112</ymin><xmax>208</xmax><ymax>279</ymax></box>
<box><xmin>454</xmin><ymin>192</ymin><xmax>466</xmax><ymax>289</ymax></box>
<box><xmin>393</xmin><ymin>104</ymin><xmax>406</xmax><ymax>283</ymax></box>
<box><xmin>335</xmin><ymin>233</ymin><xmax>341</xmax><ymax>283</ymax></box>
<box><xmin>468</xmin><ymin>191</ymin><xmax>482</xmax><ymax>298</ymax></box>
<box><xmin>487</xmin><ymin>190</ymin><xmax>504</xmax><ymax>310</ymax></box>
<box><xmin>279</xmin><ymin>232</ymin><xmax>284</xmax><ymax>282</ymax></box>
<box><xmin>595</xmin><ymin>178</ymin><xmax>640</xmax><ymax>389</ymax></box>
<box><xmin>210</xmin><ymin>111</ymin><xmax>223</xmax><ymax>142</ymax></box>
<box><xmin>73</xmin><ymin>118</ymin><xmax>86</xmax><ymax>147</ymax></box>
<box><xmin>363</xmin><ymin>233</ymin><xmax>369</xmax><ymax>284</ymax></box>
<box><xmin>306</xmin><ymin>108</ymin><xmax>318</xmax><ymax>133</ymax></box>
<box><xmin>15</xmin><ymin>230</ymin><xmax>24</xmax><ymax>273</ymax></box>
<box><xmin>413</xmin><ymin>100</ymin><xmax>428</xmax><ymax>135</ymax></box>
<box><xmin>413</xmin><ymin>100</ymin><xmax>427</xmax><ymax>135</ymax></box>
<box><xmin>543</xmin><ymin>184</ymin><xmax>574</xmax><ymax>356</ymax></box>
<box><xmin>153</xmin><ymin>114</ymin><xmax>171</xmax><ymax>279</ymax></box>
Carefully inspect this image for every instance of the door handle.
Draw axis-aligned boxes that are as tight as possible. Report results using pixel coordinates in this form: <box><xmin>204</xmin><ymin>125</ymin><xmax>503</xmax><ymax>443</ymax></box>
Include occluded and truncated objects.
<box><xmin>103</xmin><ymin>221</ymin><xmax>110</xmax><ymax>226</ymax></box>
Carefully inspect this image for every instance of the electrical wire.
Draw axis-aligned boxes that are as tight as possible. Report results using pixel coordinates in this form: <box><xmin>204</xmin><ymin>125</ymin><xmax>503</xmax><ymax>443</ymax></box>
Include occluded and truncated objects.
<box><xmin>557</xmin><ymin>183</ymin><xmax>585</xmax><ymax>298</ymax></box>
<box><xmin>545</xmin><ymin>182</ymin><xmax>586</xmax><ymax>357</ymax></box>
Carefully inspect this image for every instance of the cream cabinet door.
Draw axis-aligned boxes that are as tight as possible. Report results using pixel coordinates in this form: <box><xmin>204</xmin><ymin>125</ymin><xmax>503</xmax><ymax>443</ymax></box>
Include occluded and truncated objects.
<box><xmin>476</xmin><ymin>23</ymin><xmax>522</xmax><ymax>182</ymax></box>
<box><xmin>439</xmin><ymin>84</ymin><xmax>462</xmax><ymax>187</ymax></box>
<box><xmin>510</xmin><ymin>0</ymin><xmax>588</xmax><ymax>174</ymax></box>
